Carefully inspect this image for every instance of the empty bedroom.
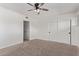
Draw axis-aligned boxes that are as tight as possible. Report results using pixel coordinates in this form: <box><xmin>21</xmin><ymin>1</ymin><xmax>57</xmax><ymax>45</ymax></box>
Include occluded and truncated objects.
<box><xmin>0</xmin><ymin>3</ymin><xmax>79</xmax><ymax>56</ymax></box>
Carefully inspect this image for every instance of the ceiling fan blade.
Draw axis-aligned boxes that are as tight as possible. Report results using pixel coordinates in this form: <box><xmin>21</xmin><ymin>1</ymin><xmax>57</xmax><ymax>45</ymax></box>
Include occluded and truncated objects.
<box><xmin>27</xmin><ymin>3</ymin><xmax>34</xmax><ymax>6</ymax></box>
<box><xmin>27</xmin><ymin>9</ymin><xmax>34</xmax><ymax>11</ymax></box>
<box><xmin>39</xmin><ymin>3</ymin><xmax>44</xmax><ymax>7</ymax></box>
<box><xmin>40</xmin><ymin>8</ymin><xmax>48</xmax><ymax>11</ymax></box>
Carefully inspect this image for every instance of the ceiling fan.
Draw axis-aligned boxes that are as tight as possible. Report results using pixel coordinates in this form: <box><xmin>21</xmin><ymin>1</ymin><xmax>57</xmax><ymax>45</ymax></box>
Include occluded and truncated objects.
<box><xmin>27</xmin><ymin>3</ymin><xmax>48</xmax><ymax>14</ymax></box>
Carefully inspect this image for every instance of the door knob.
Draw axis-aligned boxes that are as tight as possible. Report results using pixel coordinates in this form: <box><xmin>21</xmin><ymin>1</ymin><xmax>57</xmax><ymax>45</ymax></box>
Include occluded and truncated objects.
<box><xmin>48</xmin><ymin>32</ymin><xmax>51</xmax><ymax>33</ymax></box>
<box><xmin>69</xmin><ymin>32</ymin><xmax>71</xmax><ymax>34</ymax></box>
<box><xmin>48</xmin><ymin>32</ymin><xmax>51</xmax><ymax>35</ymax></box>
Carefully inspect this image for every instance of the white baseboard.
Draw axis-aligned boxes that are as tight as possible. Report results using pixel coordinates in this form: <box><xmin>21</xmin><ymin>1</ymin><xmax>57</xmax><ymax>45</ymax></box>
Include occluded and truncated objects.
<box><xmin>0</xmin><ymin>41</ymin><xmax>23</xmax><ymax>49</ymax></box>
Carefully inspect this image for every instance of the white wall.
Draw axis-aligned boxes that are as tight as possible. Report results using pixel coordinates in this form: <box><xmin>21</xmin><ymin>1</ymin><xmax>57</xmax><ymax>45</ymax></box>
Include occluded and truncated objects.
<box><xmin>0</xmin><ymin>7</ymin><xmax>24</xmax><ymax>49</ymax></box>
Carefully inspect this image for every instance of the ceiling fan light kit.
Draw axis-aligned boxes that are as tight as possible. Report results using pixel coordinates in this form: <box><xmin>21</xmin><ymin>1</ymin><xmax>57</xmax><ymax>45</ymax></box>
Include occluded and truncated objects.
<box><xmin>34</xmin><ymin>9</ymin><xmax>40</xmax><ymax>14</ymax></box>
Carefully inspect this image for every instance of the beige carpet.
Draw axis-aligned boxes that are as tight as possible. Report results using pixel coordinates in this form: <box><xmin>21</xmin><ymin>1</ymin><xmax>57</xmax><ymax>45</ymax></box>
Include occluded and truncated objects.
<box><xmin>0</xmin><ymin>39</ymin><xmax>79</xmax><ymax>56</ymax></box>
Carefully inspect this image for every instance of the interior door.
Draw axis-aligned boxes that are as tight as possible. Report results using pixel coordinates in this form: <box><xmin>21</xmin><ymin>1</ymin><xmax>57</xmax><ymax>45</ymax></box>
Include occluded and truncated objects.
<box><xmin>48</xmin><ymin>19</ymin><xmax>71</xmax><ymax>44</ymax></box>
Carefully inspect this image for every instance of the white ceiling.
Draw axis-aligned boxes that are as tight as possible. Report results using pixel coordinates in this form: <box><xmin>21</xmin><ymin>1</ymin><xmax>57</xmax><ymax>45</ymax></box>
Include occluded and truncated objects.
<box><xmin>0</xmin><ymin>3</ymin><xmax>79</xmax><ymax>16</ymax></box>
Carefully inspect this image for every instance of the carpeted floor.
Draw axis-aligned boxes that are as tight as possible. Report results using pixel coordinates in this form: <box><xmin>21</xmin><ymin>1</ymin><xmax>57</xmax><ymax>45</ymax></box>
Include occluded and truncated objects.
<box><xmin>0</xmin><ymin>39</ymin><xmax>79</xmax><ymax>56</ymax></box>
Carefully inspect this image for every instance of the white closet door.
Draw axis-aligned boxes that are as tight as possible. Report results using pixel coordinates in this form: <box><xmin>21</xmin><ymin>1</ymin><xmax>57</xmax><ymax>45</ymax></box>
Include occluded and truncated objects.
<box><xmin>48</xmin><ymin>22</ymin><xmax>58</xmax><ymax>41</ymax></box>
<box><xmin>48</xmin><ymin>20</ymin><xmax>70</xmax><ymax>44</ymax></box>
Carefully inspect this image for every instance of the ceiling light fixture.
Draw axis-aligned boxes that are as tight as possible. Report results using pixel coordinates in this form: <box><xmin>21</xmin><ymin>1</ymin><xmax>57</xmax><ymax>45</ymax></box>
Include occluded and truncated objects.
<box><xmin>34</xmin><ymin>9</ymin><xmax>40</xmax><ymax>14</ymax></box>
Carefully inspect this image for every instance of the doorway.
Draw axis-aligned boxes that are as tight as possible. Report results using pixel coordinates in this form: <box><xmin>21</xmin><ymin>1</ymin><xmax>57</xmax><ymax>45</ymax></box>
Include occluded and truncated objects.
<box><xmin>23</xmin><ymin>21</ymin><xmax>30</xmax><ymax>41</ymax></box>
